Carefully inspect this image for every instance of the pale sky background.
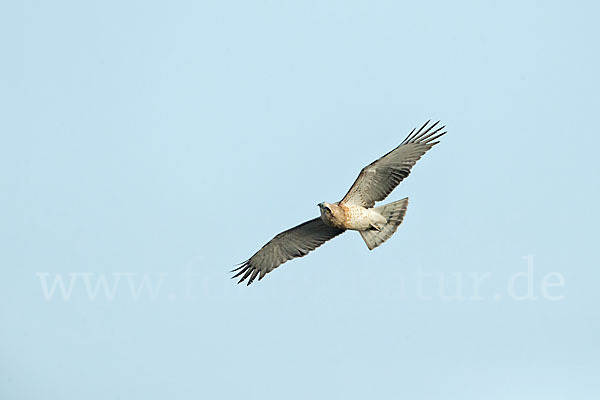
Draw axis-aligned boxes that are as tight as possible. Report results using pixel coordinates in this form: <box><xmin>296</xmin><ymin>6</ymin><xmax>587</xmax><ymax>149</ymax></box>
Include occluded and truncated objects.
<box><xmin>2</xmin><ymin>1</ymin><xmax>599</xmax><ymax>399</ymax></box>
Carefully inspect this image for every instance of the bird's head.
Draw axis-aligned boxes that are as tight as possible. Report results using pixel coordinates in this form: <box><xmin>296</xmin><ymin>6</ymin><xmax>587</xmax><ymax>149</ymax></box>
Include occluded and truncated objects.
<box><xmin>318</xmin><ymin>202</ymin><xmax>333</xmax><ymax>217</ymax></box>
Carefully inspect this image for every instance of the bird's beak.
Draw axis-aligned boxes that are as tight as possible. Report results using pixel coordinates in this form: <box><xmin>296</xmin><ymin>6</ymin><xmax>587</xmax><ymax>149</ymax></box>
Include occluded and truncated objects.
<box><xmin>317</xmin><ymin>203</ymin><xmax>323</xmax><ymax>208</ymax></box>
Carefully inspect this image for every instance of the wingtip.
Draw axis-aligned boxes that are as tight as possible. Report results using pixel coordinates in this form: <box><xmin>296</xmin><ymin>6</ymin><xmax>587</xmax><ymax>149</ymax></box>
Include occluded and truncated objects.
<box><xmin>231</xmin><ymin>261</ymin><xmax>250</xmax><ymax>279</ymax></box>
<box><xmin>402</xmin><ymin>120</ymin><xmax>444</xmax><ymax>145</ymax></box>
<box><xmin>230</xmin><ymin>261</ymin><xmax>246</xmax><ymax>273</ymax></box>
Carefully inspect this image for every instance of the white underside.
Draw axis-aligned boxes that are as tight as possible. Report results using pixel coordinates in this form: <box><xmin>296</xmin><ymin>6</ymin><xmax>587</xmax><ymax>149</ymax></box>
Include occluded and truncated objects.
<box><xmin>342</xmin><ymin>205</ymin><xmax>387</xmax><ymax>231</ymax></box>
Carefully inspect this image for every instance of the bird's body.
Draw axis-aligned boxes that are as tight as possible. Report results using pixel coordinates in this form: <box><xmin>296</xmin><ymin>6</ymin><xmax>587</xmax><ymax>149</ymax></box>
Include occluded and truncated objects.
<box><xmin>319</xmin><ymin>202</ymin><xmax>386</xmax><ymax>231</ymax></box>
<box><xmin>232</xmin><ymin>120</ymin><xmax>446</xmax><ymax>285</ymax></box>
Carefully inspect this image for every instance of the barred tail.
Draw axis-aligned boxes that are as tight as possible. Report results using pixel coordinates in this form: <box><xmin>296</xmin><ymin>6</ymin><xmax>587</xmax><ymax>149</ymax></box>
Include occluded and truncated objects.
<box><xmin>359</xmin><ymin>198</ymin><xmax>408</xmax><ymax>250</ymax></box>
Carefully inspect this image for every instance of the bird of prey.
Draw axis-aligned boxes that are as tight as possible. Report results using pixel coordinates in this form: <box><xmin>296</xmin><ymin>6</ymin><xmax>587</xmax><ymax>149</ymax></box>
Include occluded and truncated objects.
<box><xmin>232</xmin><ymin>120</ymin><xmax>446</xmax><ymax>285</ymax></box>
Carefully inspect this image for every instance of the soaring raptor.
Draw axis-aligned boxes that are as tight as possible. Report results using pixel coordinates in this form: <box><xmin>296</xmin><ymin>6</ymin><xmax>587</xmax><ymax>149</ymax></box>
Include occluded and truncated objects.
<box><xmin>233</xmin><ymin>120</ymin><xmax>446</xmax><ymax>285</ymax></box>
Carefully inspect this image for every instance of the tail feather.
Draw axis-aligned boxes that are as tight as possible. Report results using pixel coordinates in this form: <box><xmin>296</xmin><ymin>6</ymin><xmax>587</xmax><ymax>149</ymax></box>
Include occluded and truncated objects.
<box><xmin>359</xmin><ymin>198</ymin><xmax>408</xmax><ymax>250</ymax></box>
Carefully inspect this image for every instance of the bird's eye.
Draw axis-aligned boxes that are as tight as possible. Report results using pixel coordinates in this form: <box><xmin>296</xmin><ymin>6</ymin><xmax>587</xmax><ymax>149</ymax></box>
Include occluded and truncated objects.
<box><xmin>325</xmin><ymin>207</ymin><xmax>331</xmax><ymax>213</ymax></box>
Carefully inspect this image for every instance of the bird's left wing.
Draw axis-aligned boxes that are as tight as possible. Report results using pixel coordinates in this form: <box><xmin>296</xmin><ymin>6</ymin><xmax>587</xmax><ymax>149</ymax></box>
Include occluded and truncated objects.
<box><xmin>232</xmin><ymin>218</ymin><xmax>345</xmax><ymax>285</ymax></box>
<box><xmin>340</xmin><ymin>120</ymin><xmax>446</xmax><ymax>208</ymax></box>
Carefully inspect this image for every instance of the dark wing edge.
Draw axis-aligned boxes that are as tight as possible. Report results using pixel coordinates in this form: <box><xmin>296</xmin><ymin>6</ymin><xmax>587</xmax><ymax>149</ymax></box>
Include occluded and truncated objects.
<box><xmin>232</xmin><ymin>218</ymin><xmax>345</xmax><ymax>285</ymax></box>
<box><xmin>339</xmin><ymin>120</ymin><xmax>446</xmax><ymax>207</ymax></box>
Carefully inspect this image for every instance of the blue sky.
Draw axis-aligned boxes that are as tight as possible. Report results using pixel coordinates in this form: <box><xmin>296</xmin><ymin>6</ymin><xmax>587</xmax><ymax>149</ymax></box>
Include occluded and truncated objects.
<box><xmin>2</xmin><ymin>1</ymin><xmax>599</xmax><ymax>399</ymax></box>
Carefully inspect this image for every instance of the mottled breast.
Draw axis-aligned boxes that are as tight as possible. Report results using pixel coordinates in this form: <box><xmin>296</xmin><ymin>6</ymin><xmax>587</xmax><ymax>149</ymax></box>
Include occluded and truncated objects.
<box><xmin>339</xmin><ymin>205</ymin><xmax>379</xmax><ymax>230</ymax></box>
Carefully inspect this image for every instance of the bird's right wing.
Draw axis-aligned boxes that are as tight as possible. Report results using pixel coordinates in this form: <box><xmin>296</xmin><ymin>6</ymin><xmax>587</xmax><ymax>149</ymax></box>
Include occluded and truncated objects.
<box><xmin>340</xmin><ymin>120</ymin><xmax>446</xmax><ymax>208</ymax></box>
<box><xmin>232</xmin><ymin>218</ymin><xmax>345</xmax><ymax>285</ymax></box>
